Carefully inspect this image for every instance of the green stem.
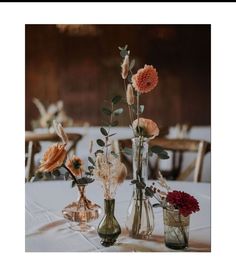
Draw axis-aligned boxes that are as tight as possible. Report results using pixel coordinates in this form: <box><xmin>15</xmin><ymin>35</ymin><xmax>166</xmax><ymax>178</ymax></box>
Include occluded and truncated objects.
<box><xmin>62</xmin><ymin>164</ymin><xmax>78</xmax><ymax>185</ymax></box>
<box><xmin>178</xmin><ymin>212</ymin><xmax>188</xmax><ymax>245</ymax></box>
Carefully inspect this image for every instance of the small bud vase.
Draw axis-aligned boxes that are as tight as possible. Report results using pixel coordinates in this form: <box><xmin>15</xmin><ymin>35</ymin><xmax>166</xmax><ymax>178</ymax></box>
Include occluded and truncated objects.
<box><xmin>97</xmin><ymin>199</ymin><xmax>121</xmax><ymax>247</ymax></box>
<box><xmin>62</xmin><ymin>184</ymin><xmax>101</xmax><ymax>232</ymax></box>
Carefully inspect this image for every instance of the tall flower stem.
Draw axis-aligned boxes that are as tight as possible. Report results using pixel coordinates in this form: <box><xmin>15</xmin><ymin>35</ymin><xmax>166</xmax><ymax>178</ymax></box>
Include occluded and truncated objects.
<box><xmin>62</xmin><ymin>164</ymin><xmax>79</xmax><ymax>185</ymax></box>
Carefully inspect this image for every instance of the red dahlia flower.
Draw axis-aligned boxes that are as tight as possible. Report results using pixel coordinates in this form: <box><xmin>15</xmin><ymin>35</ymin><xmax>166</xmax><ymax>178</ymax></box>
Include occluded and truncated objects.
<box><xmin>166</xmin><ymin>190</ymin><xmax>200</xmax><ymax>217</ymax></box>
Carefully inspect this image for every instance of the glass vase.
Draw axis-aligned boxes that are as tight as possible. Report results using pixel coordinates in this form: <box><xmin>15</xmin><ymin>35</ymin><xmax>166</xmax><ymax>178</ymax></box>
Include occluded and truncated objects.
<box><xmin>163</xmin><ymin>208</ymin><xmax>190</xmax><ymax>249</ymax></box>
<box><xmin>126</xmin><ymin>137</ymin><xmax>154</xmax><ymax>239</ymax></box>
<box><xmin>62</xmin><ymin>184</ymin><xmax>101</xmax><ymax>232</ymax></box>
<box><xmin>97</xmin><ymin>199</ymin><xmax>121</xmax><ymax>247</ymax></box>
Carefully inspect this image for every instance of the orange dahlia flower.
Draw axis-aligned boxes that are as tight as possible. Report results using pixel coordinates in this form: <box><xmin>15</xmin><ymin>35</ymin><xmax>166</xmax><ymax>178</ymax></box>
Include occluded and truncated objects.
<box><xmin>132</xmin><ymin>65</ymin><xmax>158</xmax><ymax>93</ymax></box>
<box><xmin>39</xmin><ymin>143</ymin><xmax>67</xmax><ymax>172</ymax></box>
<box><xmin>66</xmin><ymin>156</ymin><xmax>84</xmax><ymax>176</ymax></box>
<box><xmin>132</xmin><ymin>118</ymin><xmax>159</xmax><ymax>139</ymax></box>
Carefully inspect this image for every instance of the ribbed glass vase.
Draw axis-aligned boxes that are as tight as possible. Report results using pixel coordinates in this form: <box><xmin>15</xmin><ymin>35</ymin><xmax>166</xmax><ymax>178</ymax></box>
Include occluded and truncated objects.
<box><xmin>126</xmin><ymin>137</ymin><xmax>154</xmax><ymax>239</ymax></box>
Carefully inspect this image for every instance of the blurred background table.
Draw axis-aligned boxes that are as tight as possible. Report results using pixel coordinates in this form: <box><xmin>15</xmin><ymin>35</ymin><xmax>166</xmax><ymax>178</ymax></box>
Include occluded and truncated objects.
<box><xmin>25</xmin><ymin>180</ymin><xmax>210</xmax><ymax>252</ymax></box>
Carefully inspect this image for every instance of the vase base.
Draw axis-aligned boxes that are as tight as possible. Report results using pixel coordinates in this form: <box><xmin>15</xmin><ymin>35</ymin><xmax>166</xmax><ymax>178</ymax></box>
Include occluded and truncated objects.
<box><xmin>69</xmin><ymin>222</ymin><xmax>95</xmax><ymax>232</ymax></box>
<box><xmin>98</xmin><ymin>232</ymin><xmax>120</xmax><ymax>247</ymax></box>
<box><xmin>128</xmin><ymin>232</ymin><xmax>152</xmax><ymax>240</ymax></box>
<box><xmin>165</xmin><ymin>242</ymin><xmax>188</xmax><ymax>250</ymax></box>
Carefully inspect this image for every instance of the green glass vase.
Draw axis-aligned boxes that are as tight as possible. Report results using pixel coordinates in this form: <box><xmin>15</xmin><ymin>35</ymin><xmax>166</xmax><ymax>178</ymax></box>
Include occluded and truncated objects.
<box><xmin>97</xmin><ymin>199</ymin><xmax>121</xmax><ymax>247</ymax></box>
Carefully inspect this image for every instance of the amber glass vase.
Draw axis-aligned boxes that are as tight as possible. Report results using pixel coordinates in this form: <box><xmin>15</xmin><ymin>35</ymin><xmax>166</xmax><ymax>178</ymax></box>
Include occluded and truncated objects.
<box><xmin>62</xmin><ymin>184</ymin><xmax>101</xmax><ymax>232</ymax></box>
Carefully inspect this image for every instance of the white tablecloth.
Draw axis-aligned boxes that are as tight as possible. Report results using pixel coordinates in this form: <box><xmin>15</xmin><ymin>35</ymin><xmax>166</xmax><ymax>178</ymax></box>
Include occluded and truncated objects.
<box><xmin>25</xmin><ymin>180</ymin><xmax>210</xmax><ymax>252</ymax></box>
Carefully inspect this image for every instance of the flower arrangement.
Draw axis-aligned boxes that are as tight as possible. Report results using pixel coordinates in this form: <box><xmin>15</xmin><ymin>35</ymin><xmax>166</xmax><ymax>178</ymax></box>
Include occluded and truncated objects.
<box><xmin>34</xmin><ymin>120</ymin><xmax>101</xmax><ymax>230</ymax></box>
<box><xmin>145</xmin><ymin>172</ymin><xmax>200</xmax><ymax>249</ymax></box>
<box><xmin>35</xmin><ymin>120</ymin><xmax>93</xmax><ymax>187</ymax></box>
<box><xmin>119</xmin><ymin>45</ymin><xmax>169</xmax><ymax>238</ymax></box>
<box><xmin>87</xmin><ymin>96</ymin><xmax>127</xmax><ymax>199</ymax></box>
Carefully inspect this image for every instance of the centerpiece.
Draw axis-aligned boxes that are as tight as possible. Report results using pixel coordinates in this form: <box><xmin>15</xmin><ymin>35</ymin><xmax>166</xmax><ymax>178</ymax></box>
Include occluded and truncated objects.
<box><xmin>88</xmin><ymin>96</ymin><xmax>128</xmax><ymax>247</ymax></box>
<box><xmin>35</xmin><ymin>120</ymin><xmax>101</xmax><ymax>231</ymax></box>
<box><xmin>119</xmin><ymin>45</ymin><xmax>169</xmax><ymax>239</ymax></box>
<box><xmin>145</xmin><ymin>172</ymin><xmax>200</xmax><ymax>249</ymax></box>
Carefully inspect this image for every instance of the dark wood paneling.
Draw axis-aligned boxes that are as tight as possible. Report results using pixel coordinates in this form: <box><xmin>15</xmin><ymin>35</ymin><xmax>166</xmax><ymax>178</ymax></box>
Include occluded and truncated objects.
<box><xmin>25</xmin><ymin>25</ymin><xmax>210</xmax><ymax>130</ymax></box>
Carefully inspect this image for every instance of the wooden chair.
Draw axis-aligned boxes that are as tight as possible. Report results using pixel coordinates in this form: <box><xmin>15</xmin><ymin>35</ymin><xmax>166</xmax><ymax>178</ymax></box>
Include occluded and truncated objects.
<box><xmin>113</xmin><ymin>138</ymin><xmax>211</xmax><ymax>183</ymax></box>
<box><xmin>25</xmin><ymin>132</ymin><xmax>83</xmax><ymax>182</ymax></box>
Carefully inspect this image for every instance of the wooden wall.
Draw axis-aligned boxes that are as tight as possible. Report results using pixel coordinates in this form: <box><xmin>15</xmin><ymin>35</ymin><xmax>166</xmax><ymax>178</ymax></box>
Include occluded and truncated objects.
<box><xmin>25</xmin><ymin>25</ymin><xmax>210</xmax><ymax>130</ymax></box>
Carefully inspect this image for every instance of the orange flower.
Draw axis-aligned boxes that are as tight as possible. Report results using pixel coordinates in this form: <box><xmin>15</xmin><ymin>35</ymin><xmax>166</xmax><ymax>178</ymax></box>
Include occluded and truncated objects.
<box><xmin>132</xmin><ymin>65</ymin><xmax>158</xmax><ymax>93</ymax></box>
<box><xmin>132</xmin><ymin>118</ymin><xmax>159</xmax><ymax>139</ymax></box>
<box><xmin>39</xmin><ymin>143</ymin><xmax>67</xmax><ymax>172</ymax></box>
<box><xmin>66</xmin><ymin>156</ymin><xmax>84</xmax><ymax>176</ymax></box>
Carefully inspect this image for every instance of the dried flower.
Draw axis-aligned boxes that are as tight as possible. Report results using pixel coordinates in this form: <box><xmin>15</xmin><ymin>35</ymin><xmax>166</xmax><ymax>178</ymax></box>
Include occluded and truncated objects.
<box><xmin>53</xmin><ymin>120</ymin><xmax>68</xmax><ymax>145</ymax></box>
<box><xmin>126</xmin><ymin>84</ymin><xmax>134</xmax><ymax>105</ymax></box>
<box><xmin>39</xmin><ymin>143</ymin><xmax>67</xmax><ymax>172</ymax></box>
<box><xmin>166</xmin><ymin>190</ymin><xmax>200</xmax><ymax>217</ymax></box>
<box><xmin>121</xmin><ymin>55</ymin><xmax>129</xmax><ymax>79</ymax></box>
<box><xmin>132</xmin><ymin>117</ymin><xmax>159</xmax><ymax>138</ymax></box>
<box><xmin>93</xmin><ymin>153</ymin><xmax>127</xmax><ymax>199</ymax></box>
<box><xmin>66</xmin><ymin>156</ymin><xmax>84</xmax><ymax>176</ymax></box>
<box><xmin>132</xmin><ymin>65</ymin><xmax>158</xmax><ymax>93</ymax></box>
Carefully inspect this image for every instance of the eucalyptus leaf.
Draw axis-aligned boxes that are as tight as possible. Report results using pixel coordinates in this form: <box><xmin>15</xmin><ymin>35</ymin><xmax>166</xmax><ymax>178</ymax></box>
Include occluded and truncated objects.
<box><xmin>71</xmin><ymin>180</ymin><xmax>76</xmax><ymax>188</ymax></box>
<box><xmin>64</xmin><ymin>171</ymin><xmax>70</xmax><ymax>180</ymax></box>
<box><xmin>145</xmin><ymin>186</ymin><xmax>155</xmax><ymax>197</ymax></box>
<box><xmin>52</xmin><ymin>169</ymin><xmax>60</xmax><ymax>177</ymax></box>
<box><xmin>77</xmin><ymin>177</ymin><xmax>95</xmax><ymax>185</ymax></box>
<box><xmin>151</xmin><ymin>145</ymin><xmax>165</xmax><ymax>154</ymax></box>
<box><xmin>158</xmin><ymin>151</ymin><xmax>170</xmax><ymax>159</ymax></box>
<box><xmin>95</xmin><ymin>149</ymin><xmax>104</xmax><ymax>156</ymax></box>
<box><xmin>102</xmin><ymin>107</ymin><xmax>112</xmax><ymax>116</ymax></box>
<box><xmin>136</xmin><ymin>181</ymin><xmax>146</xmax><ymax>189</ymax></box>
<box><xmin>44</xmin><ymin>172</ymin><xmax>51</xmax><ymax>179</ymax></box>
<box><xmin>35</xmin><ymin>171</ymin><xmax>43</xmax><ymax>179</ymax></box>
<box><xmin>97</xmin><ymin>139</ymin><xmax>105</xmax><ymax>147</ymax></box>
<box><xmin>108</xmin><ymin>133</ymin><xmax>116</xmax><ymax>137</ymax></box>
<box><xmin>113</xmin><ymin>108</ymin><xmax>123</xmax><ymax>116</ymax></box>
<box><xmin>88</xmin><ymin>166</ymin><xmax>94</xmax><ymax>171</ymax></box>
<box><xmin>88</xmin><ymin>157</ymin><xmax>95</xmax><ymax>166</ymax></box>
<box><xmin>131</xmin><ymin>179</ymin><xmax>139</xmax><ymax>184</ymax></box>
<box><xmin>100</xmin><ymin>127</ymin><xmax>108</xmax><ymax>136</ymax></box>
<box><xmin>120</xmin><ymin>49</ymin><xmax>128</xmax><ymax>58</ymax></box>
<box><xmin>112</xmin><ymin>95</ymin><xmax>122</xmax><ymax>105</ymax></box>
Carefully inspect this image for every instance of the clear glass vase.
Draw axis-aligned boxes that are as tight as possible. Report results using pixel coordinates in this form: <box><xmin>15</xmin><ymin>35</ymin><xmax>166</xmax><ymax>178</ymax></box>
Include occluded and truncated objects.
<box><xmin>126</xmin><ymin>137</ymin><xmax>154</xmax><ymax>239</ymax></box>
<box><xmin>97</xmin><ymin>199</ymin><xmax>121</xmax><ymax>247</ymax></box>
<box><xmin>163</xmin><ymin>208</ymin><xmax>190</xmax><ymax>249</ymax></box>
<box><xmin>62</xmin><ymin>184</ymin><xmax>101</xmax><ymax>232</ymax></box>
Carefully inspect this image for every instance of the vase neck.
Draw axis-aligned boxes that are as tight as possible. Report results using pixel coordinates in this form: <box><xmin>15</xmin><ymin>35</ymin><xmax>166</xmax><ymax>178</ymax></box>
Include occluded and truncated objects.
<box><xmin>104</xmin><ymin>199</ymin><xmax>115</xmax><ymax>215</ymax></box>
<box><xmin>77</xmin><ymin>185</ymin><xmax>86</xmax><ymax>201</ymax></box>
<box><xmin>132</xmin><ymin>136</ymin><xmax>149</xmax><ymax>182</ymax></box>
